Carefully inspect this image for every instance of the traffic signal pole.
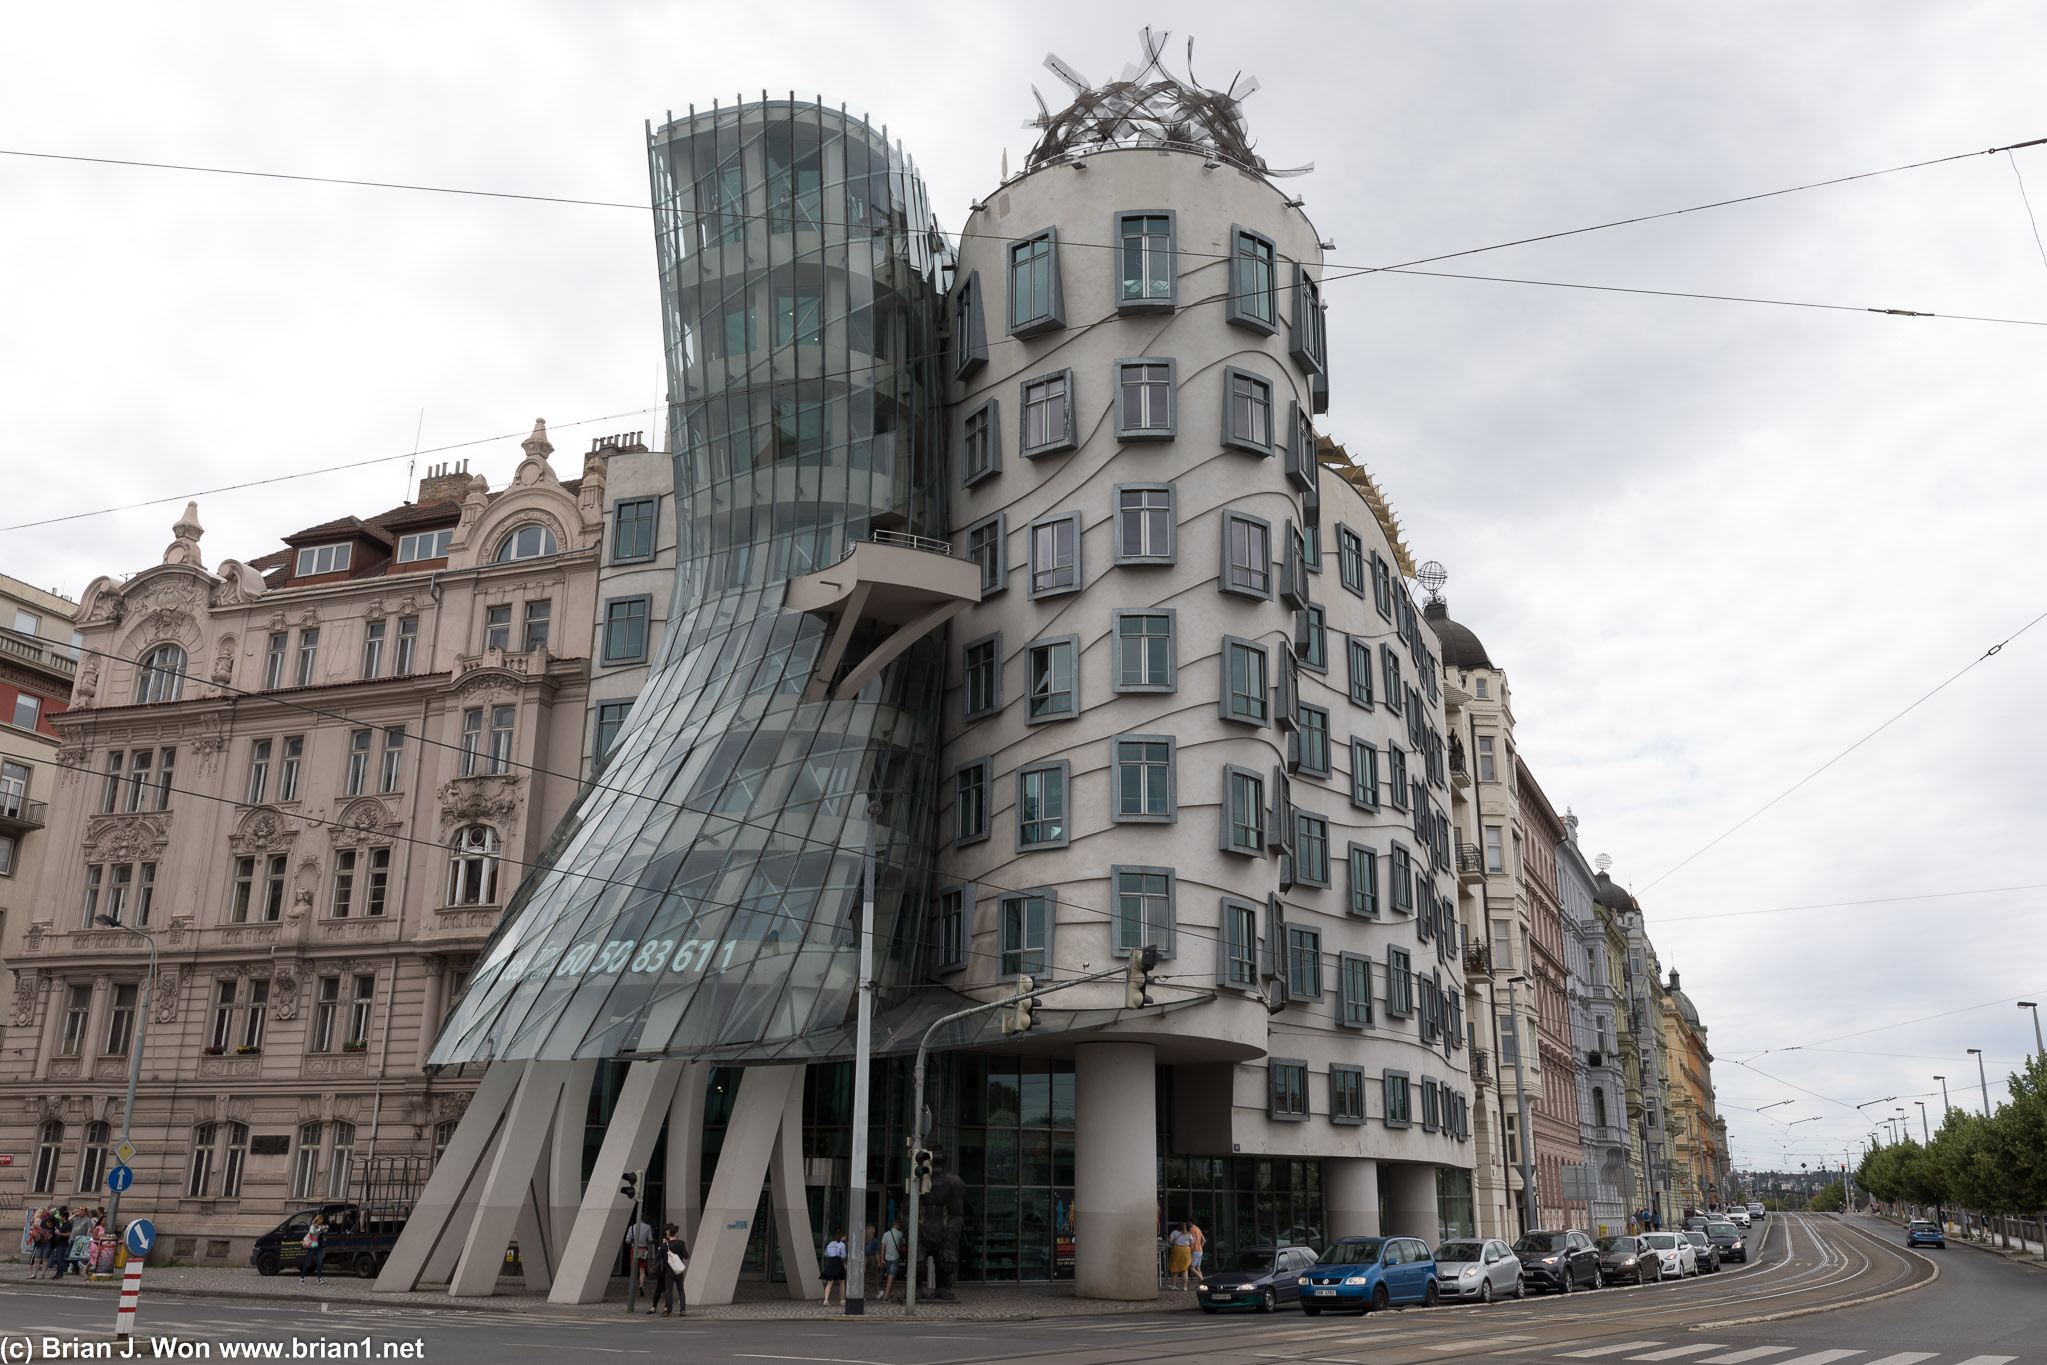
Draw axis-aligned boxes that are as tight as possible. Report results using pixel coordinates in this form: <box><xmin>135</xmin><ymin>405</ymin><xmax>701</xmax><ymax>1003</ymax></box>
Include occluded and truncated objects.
<box><xmin>902</xmin><ymin>958</ymin><xmax>1149</xmax><ymax>1315</ymax></box>
<box><xmin>621</xmin><ymin>1168</ymin><xmax>645</xmax><ymax>1314</ymax></box>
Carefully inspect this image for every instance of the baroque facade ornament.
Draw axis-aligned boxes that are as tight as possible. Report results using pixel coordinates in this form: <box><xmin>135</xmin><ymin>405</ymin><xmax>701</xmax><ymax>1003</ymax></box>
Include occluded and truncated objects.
<box><xmin>83</xmin><ymin>813</ymin><xmax>172</xmax><ymax>864</ymax></box>
<box><xmin>437</xmin><ymin>773</ymin><xmax>523</xmax><ymax>832</ymax></box>
<box><xmin>228</xmin><ymin>806</ymin><xmax>299</xmax><ymax>856</ymax></box>
<box><xmin>152</xmin><ymin>968</ymin><xmax>182</xmax><ymax>1023</ymax></box>
<box><xmin>11</xmin><ymin>968</ymin><xmax>39</xmax><ymax>1027</ymax></box>
<box><xmin>329</xmin><ymin>796</ymin><xmax>400</xmax><ymax>848</ymax></box>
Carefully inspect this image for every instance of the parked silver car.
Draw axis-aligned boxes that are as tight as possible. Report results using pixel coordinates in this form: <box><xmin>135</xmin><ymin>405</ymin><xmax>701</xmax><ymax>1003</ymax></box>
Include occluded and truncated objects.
<box><xmin>1433</xmin><ymin>1238</ymin><xmax>1523</xmax><ymax>1303</ymax></box>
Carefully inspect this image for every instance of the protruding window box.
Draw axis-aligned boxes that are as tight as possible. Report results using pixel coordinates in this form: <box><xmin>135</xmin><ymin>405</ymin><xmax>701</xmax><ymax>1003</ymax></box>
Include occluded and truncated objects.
<box><xmin>784</xmin><ymin>532</ymin><xmax>982</xmax><ymax>703</ymax></box>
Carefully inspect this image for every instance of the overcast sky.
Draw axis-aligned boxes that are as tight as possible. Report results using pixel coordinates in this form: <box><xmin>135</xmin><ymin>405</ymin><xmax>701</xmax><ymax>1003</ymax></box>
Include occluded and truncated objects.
<box><xmin>5</xmin><ymin>0</ymin><xmax>2043</xmax><ymax>1173</ymax></box>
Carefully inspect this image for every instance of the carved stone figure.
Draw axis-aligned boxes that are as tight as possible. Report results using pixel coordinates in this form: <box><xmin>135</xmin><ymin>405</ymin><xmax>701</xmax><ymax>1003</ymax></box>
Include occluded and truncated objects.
<box><xmin>11</xmin><ymin>969</ymin><xmax>38</xmax><ymax>1027</ymax></box>
<box><xmin>72</xmin><ymin>658</ymin><xmax>98</xmax><ymax>707</ymax></box>
<box><xmin>211</xmin><ymin>634</ymin><xmax>237</xmax><ymax>685</ymax></box>
<box><xmin>917</xmin><ymin>1149</ymin><xmax>968</xmax><ymax>1300</ymax></box>
<box><xmin>271</xmin><ymin>969</ymin><xmax>300</xmax><ymax>1021</ymax></box>
<box><xmin>152</xmin><ymin>969</ymin><xmax>182</xmax><ymax>1023</ymax></box>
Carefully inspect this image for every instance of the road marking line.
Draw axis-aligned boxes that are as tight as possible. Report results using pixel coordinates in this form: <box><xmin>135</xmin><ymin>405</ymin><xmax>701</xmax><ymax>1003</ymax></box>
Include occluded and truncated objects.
<box><xmin>1422</xmin><ymin>1335</ymin><xmax>1532</xmax><ymax>1352</ymax></box>
<box><xmin>1857</xmin><ymin>1354</ymin><xmax>1939</xmax><ymax>1365</ymax></box>
<box><xmin>1699</xmin><ymin>1349</ymin><xmax>1799</xmax><ymax>1364</ymax></box>
<box><xmin>1946</xmin><ymin>1357</ymin><xmax>2018</xmax><ymax>1365</ymax></box>
<box><xmin>1562</xmin><ymin>1345</ymin><xmax>1666</xmax><ymax>1359</ymax></box>
<box><xmin>1768</xmin><ymin>1352</ymin><xmax>1866</xmax><ymax>1365</ymax></box>
<box><xmin>1629</xmin><ymin>1348</ymin><xmax>1729</xmax><ymax>1361</ymax></box>
<box><xmin>733</xmin><ymin>1356</ymin><xmax>891</xmax><ymax>1365</ymax></box>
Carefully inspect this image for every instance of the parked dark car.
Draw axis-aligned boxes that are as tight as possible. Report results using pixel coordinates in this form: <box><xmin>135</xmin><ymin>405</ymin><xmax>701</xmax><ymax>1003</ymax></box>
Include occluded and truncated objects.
<box><xmin>1512</xmin><ymin>1229</ymin><xmax>1602</xmax><ymax>1293</ymax></box>
<box><xmin>1198</xmin><ymin>1245</ymin><xmax>1315</xmax><ymax>1313</ymax></box>
<box><xmin>1706</xmin><ymin>1221</ymin><xmax>1748</xmax><ymax>1264</ymax></box>
<box><xmin>1684</xmin><ymin>1230</ymin><xmax>1721</xmax><ymax>1273</ymax></box>
<box><xmin>1595</xmin><ymin>1234</ymin><xmax>1651</xmax><ymax>1285</ymax></box>
<box><xmin>1905</xmin><ymin>1220</ymin><xmax>1947</xmax><ymax>1249</ymax></box>
<box><xmin>249</xmin><ymin>1203</ymin><xmax>399</xmax><ymax>1278</ymax></box>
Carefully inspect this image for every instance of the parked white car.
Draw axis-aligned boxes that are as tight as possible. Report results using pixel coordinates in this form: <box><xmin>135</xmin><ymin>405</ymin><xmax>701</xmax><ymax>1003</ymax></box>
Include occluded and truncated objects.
<box><xmin>1639</xmin><ymin>1231</ymin><xmax>1699</xmax><ymax>1279</ymax></box>
<box><xmin>1433</xmin><ymin>1238</ymin><xmax>1523</xmax><ymax>1303</ymax></box>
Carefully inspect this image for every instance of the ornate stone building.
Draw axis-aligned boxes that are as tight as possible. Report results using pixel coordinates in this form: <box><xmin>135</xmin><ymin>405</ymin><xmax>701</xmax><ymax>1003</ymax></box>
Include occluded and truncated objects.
<box><xmin>1</xmin><ymin>573</ymin><xmax>78</xmax><ymax>1054</ymax></box>
<box><xmin>0</xmin><ymin>422</ymin><xmax>602</xmax><ymax>1263</ymax></box>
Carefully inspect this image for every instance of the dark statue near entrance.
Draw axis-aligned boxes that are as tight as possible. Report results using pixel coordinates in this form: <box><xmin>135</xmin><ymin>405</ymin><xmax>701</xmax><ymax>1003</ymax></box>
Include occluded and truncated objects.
<box><xmin>918</xmin><ymin>1149</ymin><xmax>967</xmax><ymax>1300</ymax></box>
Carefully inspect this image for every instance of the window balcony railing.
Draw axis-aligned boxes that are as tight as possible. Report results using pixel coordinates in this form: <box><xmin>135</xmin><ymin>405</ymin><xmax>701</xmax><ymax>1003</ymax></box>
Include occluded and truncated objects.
<box><xmin>0</xmin><ymin>628</ymin><xmax>79</xmax><ymax>679</ymax></box>
<box><xmin>0</xmin><ymin>797</ymin><xmax>48</xmax><ymax>832</ymax></box>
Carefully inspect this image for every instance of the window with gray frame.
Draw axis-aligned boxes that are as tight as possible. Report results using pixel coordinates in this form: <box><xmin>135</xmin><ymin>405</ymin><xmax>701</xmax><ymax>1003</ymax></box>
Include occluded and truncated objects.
<box><xmin>934</xmin><ymin>887</ymin><xmax>971</xmax><ymax>973</ymax></box>
<box><xmin>1111</xmin><ymin>865</ymin><xmax>1175</xmax><ymax>958</ymax></box>
<box><xmin>1296</xmin><ymin>603</ymin><xmax>1327</xmax><ymax>671</ymax></box>
<box><xmin>1219</xmin><ymin>898</ymin><xmax>1258</xmax><ymax>987</ymax></box>
<box><xmin>1295</xmin><ymin>702</ymin><xmax>1331</xmax><ymax>776</ymax></box>
<box><xmin>1348</xmin><ymin>843</ymin><xmax>1380</xmax><ymax>918</ymax></box>
<box><xmin>1336</xmin><ymin>525</ymin><xmax>1365</xmax><ymax>596</ymax></box>
<box><xmin>1285</xmin><ymin>925</ymin><xmax>1322</xmax><ymax>999</ymax></box>
<box><xmin>1116</xmin><ymin>359</ymin><xmax>1175</xmax><ymax>439</ymax></box>
<box><xmin>1268</xmin><ymin>1058</ymin><xmax>1309</xmax><ymax>1119</ymax></box>
<box><xmin>1387</xmin><ymin>946</ymin><xmax>1415</xmax><ymax>1016</ymax></box>
<box><xmin>1020</xmin><ymin>370</ymin><xmax>1076</xmax><ymax>456</ymax></box>
<box><xmin>1016</xmin><ymin>762</ymin><xmax>1069</xmax><ymax>850</ymax></box>
<box><xmin>1220</xmin><ymin>765</ymin><xmax>1266</xmax><ymax>856</ymax></box>
<box><xmin>1222</xmin><ymin>367</ymin><xmax>1275</xmax><ymax>455</ymax></box>
<box><xmin>1371</xmin><ymin>550</ymin><xmax>1394</xmax><ymax>618</ymax></box>
<box><xmin>1285</xmin><ymin>403</ymin><xmax>1318</xmax><ymax>495</ymax></box>
<box><xmin>1347</xmin><ymin>636</ymin><xmax>1374</xmax><ymax>707</ymax></box>
<box><xmin>1116</xmin><ymin>211</ymin><xmax>1175</xmax><ymax>311</ymax></box>
<box><xmin>1220</xmin><ymin>638</ymin><xmax>1269</xmax><ymax>726</ymax></box>
<box><xmin>1295</xmin><ymin>811</ymin><xmax>1330</xmax><ymax>887</ymax></box>
<box><xmin>1422</xmin><ymin>1077</ymin><xmax>1442</xmax><ymax>1132</ymax></box>
<box><xmin>1384</xmin><ymin>1070</ymin><xmax>1413</xmax><ymax>1127</ymax></box>
<box><xmin>1221</xmin><ymin>512</ymin><xmax>1272</xmax><ymax>598</ymax></box>
<box><xmin>962</xmin><ymin>634</ymin><xmax>1001</xmax><ymax>720</ymax></box>
<box><xmin>611</xmin><ymin>497</ymin><xmax>657</xmax><ymax>562</ymax></box>
<box><xmin>1339</xmin><ymin>953</ymin><xmax>1374</xmax><ymax>1028</ymax></box>
<box><xmin>952</xmin><ymin>270</ymin><xmax>987</xmax><ymax>378</ymax></box>
<box><xmin>1381</xmin><ymin>644</ymin><xmax>1402</xmax><ymax>713</ymax></box>
<box><xmin>1025</xmin><ymin>636</ymin><xmax>1078</xmax><ymax>722</ymax></box>
<box><xmin>1111</xmin><ymin>735</ymin><xmax>1175</xmax><ymax>822</ymax></box>
<box><xmin>1114</xmin><ymin>485</ymin><xmax>1174</xmax><ymax>563</ymax></box>
<box><xmin>998</xmin><ymin>889</ymin><xmax>1053</xmax><ymax>977</ymax></box>
<box><xmin>964</xmin><ymin>513</ymin><xmax>1005</xmax><ymax>595</ymax></box>
<box><xmin>1227</xmin><ymin>225</ymin><xmax>1278</xmax><ymax>333</ymax></box>
<box><xmin>1331</xmin><ymin>1064</ymin><xmax>1366</xmax><ymax>1122</ymax></box>
<box><xmin>1280</xmin><ymin>521</ymin><xmax>1309</xmax><ymax>608</ymax></box>
<box><xmin>1007</xmin><ymin>228</ymin><xmax>1064</xmax><ymax>335</ymax></box>
<box><xmin>1290</xmin><ymin>264</ymin><xmax>1327</xmax><ymax>375</ymax></box>
<box><xmin>1387</xmin><ymin>744</ymin><xmax>1409</xmax><ymax>811</ymax></box>
<box><xmin>1028</xmin><ymin>513</ymin><xmax>1081</xmax><ymax>597</ymax></box>
<box><xmin>1113</xmin><ymin>610</ymin><xmax>1175</xmax><ymax>692</ymax></box>
<box><xmin>601</xmin><ymin>597</ymin><xmax>651</xmax><ymax>664</ymax></box>
<box><xmin>953</xmin><ymin>758</ymin><xmax>990</xmax><ymax>845</ymax></box>
<box><xmin>962</xmin><ymin>399</ymin><xmax>1000</xmax><ymax>486</ymax></box>
<box><xmin>1391</xmin><ymin>843</ymin><xmax>1415</xmax><ymax>914</ymax></box>
<box><xmin>1351</xmin><ymin>739</ymin><xmax>1380</xmax><ymax>809</ymax></box>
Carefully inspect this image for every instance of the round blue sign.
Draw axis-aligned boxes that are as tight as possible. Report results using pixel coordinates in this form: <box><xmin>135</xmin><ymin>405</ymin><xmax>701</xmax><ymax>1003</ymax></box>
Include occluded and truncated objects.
<box><xmin>126</xmin><ymin>1219</ymin><xmax>155</xmax><ymax>1256</ymax></box>
<box><xmin>106</xmin><ymin>1165</ymin><xmax>134</xmax><ymax>1193</ymax></box>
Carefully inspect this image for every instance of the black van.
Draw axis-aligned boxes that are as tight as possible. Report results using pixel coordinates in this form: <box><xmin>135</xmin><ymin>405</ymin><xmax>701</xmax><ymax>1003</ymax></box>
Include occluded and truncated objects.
<box><xmin>249</xmin><ymin>1203</ymin><xmax>397</xmax><ymax>1278</ymax></box>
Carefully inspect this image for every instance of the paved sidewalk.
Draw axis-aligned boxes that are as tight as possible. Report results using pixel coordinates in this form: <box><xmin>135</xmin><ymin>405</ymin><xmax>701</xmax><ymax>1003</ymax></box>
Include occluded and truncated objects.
<box><xmin>1</xmin><ymin>1263</ymin><xmax>1199</xmax><ymax>1321</ymax></box>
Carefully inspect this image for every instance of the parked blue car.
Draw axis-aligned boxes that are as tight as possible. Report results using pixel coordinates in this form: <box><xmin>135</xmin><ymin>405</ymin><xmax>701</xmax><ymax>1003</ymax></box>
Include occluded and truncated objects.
<box><xmin>1906</xmin><ymin>1220</ymin><xmax>1946</xmax><ymax>1249</ymax></box>
<box><xmin>1296</xmin><ymin>1235</ymin><xmax>1439</xmax><ymax>1314</ymax></box>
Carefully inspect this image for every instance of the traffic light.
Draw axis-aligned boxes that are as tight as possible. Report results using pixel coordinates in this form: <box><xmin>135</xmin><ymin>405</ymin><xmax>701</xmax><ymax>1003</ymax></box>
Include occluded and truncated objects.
<box><xmin>619</xmin><ymin>1170</ymin><xmax>640</xmax><ymax>1202</ymax></box>
<box><xmin>910</xmin><ymin>1147</ymin><xmax>933</xmax><ymax>1195</ymax></box>
<box><xmin>1125</xmin><ymin>945</ymin><xmax>1160</xmax><ymax>1010</ymax></box>
<box><xmin>1000</xmin><ymin>975</ymin><xmax>1039</xmax><ymax>1035</ymax></box>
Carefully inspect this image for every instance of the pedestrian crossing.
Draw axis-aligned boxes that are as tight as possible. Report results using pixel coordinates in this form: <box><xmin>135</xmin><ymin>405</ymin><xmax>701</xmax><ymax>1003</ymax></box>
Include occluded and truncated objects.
<box><xmin>1557</xmin><ymin>1342</ymin><xmax>2014</xmax><ymax>1365</ymax></box>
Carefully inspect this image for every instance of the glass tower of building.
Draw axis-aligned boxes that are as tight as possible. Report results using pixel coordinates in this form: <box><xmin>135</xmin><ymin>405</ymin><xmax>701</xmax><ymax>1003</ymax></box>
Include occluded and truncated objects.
<box><xmin>431</xmin><ymin>100</ymin><xmax>953</xmax><ymax>1067</ymax></box>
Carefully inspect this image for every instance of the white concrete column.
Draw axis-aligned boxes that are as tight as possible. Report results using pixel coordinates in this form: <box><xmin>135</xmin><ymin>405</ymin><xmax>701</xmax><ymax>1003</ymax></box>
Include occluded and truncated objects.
<box><xmin>1074</xmin><ymin>1042</ymin><xmax>1157</xmax><ymax>1301</ymax></box>
<box><xmin>1325</xmin><ymin>1157</ymin><xmax>1381</xmax><ymax>1240</ymax></box>
<box><xmin>546</xmin><ymin>1059</ymin><xmax>686</xmax><ymax>1305</ymax></box>
<box><xmin>1381</xmin><ymin>1163</ymin><xmax>1440</xmax><ymax>1246</ymax></box>
<box><xmin>767</xmin><ymin>1071</ymin><xmax>821</xmax><ymax>1300</ymax></box>
<box><xmin>448</xmin><ymin>1060</ymin><xmax>575</xmax><ymax>1296</ymax></box>
<box><xmin>376</xmin><ymin>1060</ymin><xmax>523</xmax><ymax>1293</ymax></box>
<box><xmin>547</xmin><ymin>1058</ymin><xmax>600</xmax><ymax>1256</ymax></box>
<box><xmin>665</xmin><ymin>1062</ymin><xmax>709</xmax><ymax>1244</ymax></box>
<box><xmin>686</xmin><ymin>1065</ymin><xmax>809</xmax><ymax>1306</ymax></box>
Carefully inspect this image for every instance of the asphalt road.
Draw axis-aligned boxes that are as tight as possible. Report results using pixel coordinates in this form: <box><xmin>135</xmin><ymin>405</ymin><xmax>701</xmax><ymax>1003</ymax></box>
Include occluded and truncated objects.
<box><xmin>0</xmin><ymin>1214</ymin><xmax>2030</xmax><ymax>1365</ymax></box>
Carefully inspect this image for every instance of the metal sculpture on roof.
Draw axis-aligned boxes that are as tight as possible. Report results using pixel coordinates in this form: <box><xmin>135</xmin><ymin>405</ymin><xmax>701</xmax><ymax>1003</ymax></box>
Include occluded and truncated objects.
<box><xmin>1025</xmin><ymin>28</ymin><xmax>1311</xmax><ymax>178</ymax></box>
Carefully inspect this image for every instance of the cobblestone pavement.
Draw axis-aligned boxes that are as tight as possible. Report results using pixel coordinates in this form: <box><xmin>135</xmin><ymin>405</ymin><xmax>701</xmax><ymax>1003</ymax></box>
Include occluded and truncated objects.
<box><xmin>0</xmin><ymin>1261</ymin><xmax>1200</xmax><ymax>1320</ymax></box>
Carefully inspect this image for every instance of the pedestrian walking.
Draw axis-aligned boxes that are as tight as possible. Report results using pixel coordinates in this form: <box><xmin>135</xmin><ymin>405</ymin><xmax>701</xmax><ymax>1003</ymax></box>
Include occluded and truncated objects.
<box><xmin>1188</xmin><ymin>1221</ymin><xmax>1205</xmax><ymax>1279</ymax></box>
<box><xmin>1166</xmin><ymin>1223</ymin><xmax>1193</xmax><ymax>1289</ymax></box>
<box><xmin>626</xmin><ymin>1213</ymin><xmax>655</xmax><ymax>1299</ymax></box>
<box><xmin>299</xmin><ymin>1213</ymin><xmax>328</xmax><ymax>1282</ymax></box>
<box><xmin>865</xmin><ymin>1223</ymin><xmax>881</xmax><ymax>1280</ymax></box>
<box><xmin>27</xmin><ymin>1208</ymin><xmax>49</xmax><ymax>1280</ymax></box>
<box><xmin>650</xmin><ymin>1223</ymin><xmax>689</xmax><ymax>1318</ymax></box>
<box><xmin>821</xmin><ymin>1227</ymin><xmax>848</xmax><ymax>1305</ymax></box>
<box><xmin>880</xmin><ymin>1218</ymin><xmax>904</xmax><ymax>1302</ymax></box>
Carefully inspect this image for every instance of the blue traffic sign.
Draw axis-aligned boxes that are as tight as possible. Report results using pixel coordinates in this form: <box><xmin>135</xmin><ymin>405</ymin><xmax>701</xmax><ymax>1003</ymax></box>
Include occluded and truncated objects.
<box><xmin>126</xmin><ymin>1220</ymin><xmax>155</xmax><ymax>1256</ymax></box>
<box><xmin>106</xmin><ymin>1165</ymin><xmax>133</xmax><ymax>1193</ymax></box>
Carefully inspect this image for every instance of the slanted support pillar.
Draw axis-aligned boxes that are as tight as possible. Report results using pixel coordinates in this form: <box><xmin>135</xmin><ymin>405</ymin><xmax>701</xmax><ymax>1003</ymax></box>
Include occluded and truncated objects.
<box><xmin>376</xmin><ymin>1060</ymin><xmax>524</xmax><ymax>1293</ymax></box>
<box><xmin>1074</xmin><ymin>1042</ymin><xmax>1158</xmax><ymax>1301</ymax></box>
<box><xmin>548</xmin><ymin>1058</ymin><xmax>600</xmax><ymax>1258</ymax></box>
<box><xmin>449</xmin><ymin>1061</ymin><xmax>576</xmax><ymax>1296</ymax></box>
<box><xmin>665</xmin><ymin>1062</ymin><xmax>709</xmax><ymax>1245</ymax></box>
<box><xmin>686</xmin><ymin>1065</ymin><xmax>816</xmax><ymax>1306</ymax></box>
<box><xmin>547</xmin><ymin>1059</ymin><xmax>686</xmax><ymax>1305</ymax></box>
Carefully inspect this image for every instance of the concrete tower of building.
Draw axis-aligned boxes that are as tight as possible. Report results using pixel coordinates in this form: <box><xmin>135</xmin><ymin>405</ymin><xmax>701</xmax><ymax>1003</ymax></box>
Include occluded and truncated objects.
<box><xmin>1558</xmin><ymin>810</ymin><xmax>1631</xmax><ymax>1232</ymax></box>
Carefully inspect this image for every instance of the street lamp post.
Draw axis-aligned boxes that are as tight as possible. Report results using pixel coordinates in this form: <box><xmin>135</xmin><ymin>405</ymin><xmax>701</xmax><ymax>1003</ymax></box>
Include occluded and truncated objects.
<box><xmin>1967</xmin><ymin>1049</ymin><xmax>1991</xmax><ymax>1116</ymax></box>
<box><xmin>93</xmin><ymin>915</ymin><xmax>156</xmax><ymax>1232</ymax></box>
<box><xmin>1915</xmin><ymin>1101</ymin><xmax>1930</xmax><ymax>1143</ymax></box>
<box><xmin>842</xmin><ymin>799</ymin><xmax>882</xmax><ymax>1317</ymax></box>
<box><xmin>1503</xmin><ymin>976</ymin><xmax>1539</xmax><ymax>1234</ymax></box>
<box><xmin>2020</xmin><ymin>1002</ymin><xmax>2043</xmax><ymax>1059</ymax></box>
<box><xmin>1933</xmin><ymin>1075</ymin><xmax>1950</xmax><ymax>1116</ymax></box>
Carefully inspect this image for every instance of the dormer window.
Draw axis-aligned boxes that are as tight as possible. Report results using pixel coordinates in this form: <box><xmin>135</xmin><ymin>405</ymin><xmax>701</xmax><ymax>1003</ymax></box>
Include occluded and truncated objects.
<box><xmin>494</xmin><ymin>525</ymin><xmax>558</xmax><ymax>563</ymax></box>
<box><xmin>294</xmin><ymin>543</ymin><xmax>353</xmax><ymax>577</ymax></box>
<box><xmin>396</xmin><ymin>529</ymin><xmax>454</xmax><ymax>564</ymax></box>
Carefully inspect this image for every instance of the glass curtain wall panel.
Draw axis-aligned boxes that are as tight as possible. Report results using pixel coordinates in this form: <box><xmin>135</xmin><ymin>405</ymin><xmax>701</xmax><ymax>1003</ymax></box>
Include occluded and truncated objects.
<box><xmin>430</xmin><ymin>99</ymin><xmax>954</xmax><ymax>1067</ymax></box>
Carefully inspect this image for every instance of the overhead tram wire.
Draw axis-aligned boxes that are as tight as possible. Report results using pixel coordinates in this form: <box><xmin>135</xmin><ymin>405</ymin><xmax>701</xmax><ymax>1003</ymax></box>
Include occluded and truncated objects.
<box><xmin>4</xmin><ymin>135</ymin><xmax>2045</xmax><ymax>297</ymax></box>
<box><xmin>1641</xmin><ymin>602</ymin><xmax>2047</xmax><ymax>892</ymax></box>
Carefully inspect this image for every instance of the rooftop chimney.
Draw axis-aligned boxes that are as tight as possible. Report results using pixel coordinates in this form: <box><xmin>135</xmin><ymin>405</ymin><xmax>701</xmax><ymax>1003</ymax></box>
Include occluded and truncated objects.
<box><xmin>417</xmin><ymin>459</ymin><xmax>481</xmax><ymax>506</ymax></box>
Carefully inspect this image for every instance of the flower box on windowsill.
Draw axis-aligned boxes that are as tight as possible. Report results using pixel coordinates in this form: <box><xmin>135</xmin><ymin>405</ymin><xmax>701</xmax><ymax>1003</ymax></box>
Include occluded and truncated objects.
<box><xmin>203</xmin><ymin>1045</ymin><xmax>226</xmax><ymax>1056</ymax></box>
<box><xmin>234</xmin><ymin>1046</ymin><xmax>262</xmax><ymax>1055</ymax></box>
<box><xmin>341</xmin><ymin>1041</ymin><xmax>369</xmax><ymax>1053</ymax></box>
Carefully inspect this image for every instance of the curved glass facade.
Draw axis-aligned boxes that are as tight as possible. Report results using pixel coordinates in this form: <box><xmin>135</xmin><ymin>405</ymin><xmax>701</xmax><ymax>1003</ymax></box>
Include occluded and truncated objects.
<box><xmin>429</xmin><ymin>100</ymin><xmax>952</xmax><ymax>1067</ymax></box>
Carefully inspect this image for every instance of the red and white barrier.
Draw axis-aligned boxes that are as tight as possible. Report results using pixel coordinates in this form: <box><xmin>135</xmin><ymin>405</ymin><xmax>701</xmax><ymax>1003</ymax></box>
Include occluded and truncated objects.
<box><xmin>114</xmin><ymin>1258</ymin><xmax>145</xmax><ymax>1339</ymax></box>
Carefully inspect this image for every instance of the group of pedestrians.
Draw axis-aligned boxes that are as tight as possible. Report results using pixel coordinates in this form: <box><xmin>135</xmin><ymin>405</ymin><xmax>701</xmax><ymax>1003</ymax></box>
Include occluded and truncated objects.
<box><xmin>626</xmin><ymin>1216</ymin><xmax>692</xmax><ymax>1318</ymax></box>
<box><xmin>25</xmin><ymin>1206</ymin><xmax>111</xmax><ymax>1279</ymax></box>
<box><xmin>1164</xmin><ymin>1220</ymin><xmax>1205</xmax><ymax>1288</ymax></box>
